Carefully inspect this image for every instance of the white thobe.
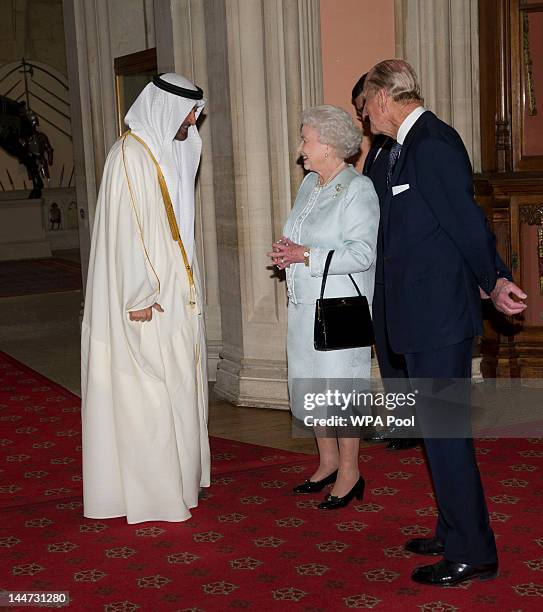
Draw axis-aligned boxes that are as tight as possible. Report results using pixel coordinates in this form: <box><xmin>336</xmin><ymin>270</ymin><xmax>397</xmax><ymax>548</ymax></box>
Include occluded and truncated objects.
<box><xmin>81</xmin><ymin>133</ymin><xmax>210</xmax><ymax>523</ymax></box>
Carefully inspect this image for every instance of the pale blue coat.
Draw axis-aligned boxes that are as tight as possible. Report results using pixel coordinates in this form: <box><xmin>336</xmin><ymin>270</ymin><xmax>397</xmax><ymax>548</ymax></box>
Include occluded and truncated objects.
<box><xmin>283</xmin><ymin>166</ymin><xmax>379</xmax><ymax>420</ymax></box>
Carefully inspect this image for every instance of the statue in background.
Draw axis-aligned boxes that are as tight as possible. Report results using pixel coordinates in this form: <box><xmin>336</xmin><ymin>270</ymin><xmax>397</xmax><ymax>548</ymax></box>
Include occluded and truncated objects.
<box><xmin>0</xmin><ymin>94</ymin><xmax>54</xmax><ymax>198</ymax></box>
<box><xmin>49</xmin><ymin>202</ymin><xmax>61</xmax><ymax>230</ymax></box>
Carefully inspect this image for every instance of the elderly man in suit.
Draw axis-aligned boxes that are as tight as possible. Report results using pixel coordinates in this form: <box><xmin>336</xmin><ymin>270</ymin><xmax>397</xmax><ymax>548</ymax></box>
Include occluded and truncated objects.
<box><xmin>352</xmin><ymin>73</ymin><xmax>418</xmax><ymax>451</ymax></box>
<box><xmin>361</xmin><ymin>59</ymin><xmax>526</xmax><ymax>586</ymax></box>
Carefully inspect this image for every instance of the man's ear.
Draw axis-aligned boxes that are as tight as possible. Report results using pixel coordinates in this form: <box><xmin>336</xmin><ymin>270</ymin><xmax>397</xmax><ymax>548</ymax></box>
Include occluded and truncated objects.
<box><xmin>378</xmin><ymin>89</ymin><xmax>388</xmax><ymax>112</ymax></box>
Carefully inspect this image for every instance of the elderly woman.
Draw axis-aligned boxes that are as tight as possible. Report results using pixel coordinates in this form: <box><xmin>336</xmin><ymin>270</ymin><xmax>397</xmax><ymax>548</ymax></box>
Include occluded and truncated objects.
<box><xmin>269</xmin><ymin>105</ymin><xmax>379</xmax><ymax>509</ymax></box>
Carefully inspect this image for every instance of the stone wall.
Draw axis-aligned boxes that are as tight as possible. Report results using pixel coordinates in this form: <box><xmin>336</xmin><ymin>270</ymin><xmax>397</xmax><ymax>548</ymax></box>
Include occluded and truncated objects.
<box><xmin>0</xmin><ymin>0</ymin><xmax>67</xmax><ymax>75</ymax></box>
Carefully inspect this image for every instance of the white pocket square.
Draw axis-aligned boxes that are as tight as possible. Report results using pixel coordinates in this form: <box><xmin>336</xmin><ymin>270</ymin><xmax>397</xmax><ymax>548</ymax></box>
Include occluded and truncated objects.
<box><xmin>392</xmin><ymin>183</ymin><xmax>410</xmax><ymax>196</ymax></box>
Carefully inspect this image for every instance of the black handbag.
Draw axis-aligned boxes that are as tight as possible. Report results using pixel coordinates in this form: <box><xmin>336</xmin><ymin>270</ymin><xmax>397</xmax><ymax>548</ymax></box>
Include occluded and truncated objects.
<box><xmin>314</xmin><ymin>250</ymin><xmax>375</xmax><ymax>351</ymax></box>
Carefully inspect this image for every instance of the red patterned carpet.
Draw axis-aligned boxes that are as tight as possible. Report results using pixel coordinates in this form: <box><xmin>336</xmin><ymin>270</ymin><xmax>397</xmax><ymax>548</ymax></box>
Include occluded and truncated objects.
<box><xmin>1</xmin><ymin>351</ymin><xmax>543</xmax><ymax>611</ymax></box>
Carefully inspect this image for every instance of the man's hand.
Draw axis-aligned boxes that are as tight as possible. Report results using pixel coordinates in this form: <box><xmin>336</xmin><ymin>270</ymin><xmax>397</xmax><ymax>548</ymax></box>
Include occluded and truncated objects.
<box><xmin>129</xmin><ymin>303</ymin><xmax>164</xmax><ymax>322</ymax></box>
<box><xmin>490</xmin><ymin>278</ymin><xmax>527</xmax><ymax>316</ymax></box>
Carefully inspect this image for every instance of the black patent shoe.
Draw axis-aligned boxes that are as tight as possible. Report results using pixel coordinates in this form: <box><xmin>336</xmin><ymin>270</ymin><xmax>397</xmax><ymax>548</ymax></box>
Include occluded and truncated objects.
<box><xmin>318</xmin><ymin>476</ymin><xmax>365</xmax><ymax>509</ymax></box>
<box><xmin>405</xmin><ymin>536</ymin><xmax>445</xmax><ymax>556</ymax></box>
<box><xmin>293</xmin><ymin>470</ymin><xmax>337</xmax><ymax>494</ymax></box>
<box><xmin>411</xmin><ymin>559</ymin><xmax>499</xmax><ymax>586</ymax></box>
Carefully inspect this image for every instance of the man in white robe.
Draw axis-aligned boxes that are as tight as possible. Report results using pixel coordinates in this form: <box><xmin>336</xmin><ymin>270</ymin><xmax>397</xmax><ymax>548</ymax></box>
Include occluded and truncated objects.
<box><xmin>81</xmin><ymin>73</ymin><xmax>210</xmax><ymax>524</ymax></box>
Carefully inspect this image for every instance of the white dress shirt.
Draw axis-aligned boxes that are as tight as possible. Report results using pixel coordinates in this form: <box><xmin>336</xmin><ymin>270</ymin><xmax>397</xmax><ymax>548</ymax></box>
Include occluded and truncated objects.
<box><xmin>396</xmin><ymin>106</ymin><xmax>427</xmax><ymax>145</ymax></box>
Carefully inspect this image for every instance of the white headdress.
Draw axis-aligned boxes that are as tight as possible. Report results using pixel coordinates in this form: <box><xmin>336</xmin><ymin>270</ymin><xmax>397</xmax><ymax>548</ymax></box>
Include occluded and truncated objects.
<box><xmin>124</xmin><ymin>73</ymin><xmax>205</xmax><ymax>264</ymax></box>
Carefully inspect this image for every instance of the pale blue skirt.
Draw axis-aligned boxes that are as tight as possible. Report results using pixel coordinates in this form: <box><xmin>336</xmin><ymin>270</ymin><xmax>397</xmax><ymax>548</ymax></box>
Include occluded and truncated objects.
<box><xmin>287</xmin><ymin>302</ymin><xmax>371</xmax><ymax>420</ymax></box>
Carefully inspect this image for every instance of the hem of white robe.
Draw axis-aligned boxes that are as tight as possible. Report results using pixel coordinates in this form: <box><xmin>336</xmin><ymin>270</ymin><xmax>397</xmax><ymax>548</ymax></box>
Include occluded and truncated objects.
<box><xmin>83</xmin><ymin>484</ymin><xmax>211</xmax><ymax>524</ymax></box>
<box><xmin>83</xmin><ymin>514</ymin><xmax>188</xmax><ymax>524</ymax></box>
<box><xmin>84</xmin><ymin>507</ymin><xmax>193</xmax><ymax>524</ymax></box>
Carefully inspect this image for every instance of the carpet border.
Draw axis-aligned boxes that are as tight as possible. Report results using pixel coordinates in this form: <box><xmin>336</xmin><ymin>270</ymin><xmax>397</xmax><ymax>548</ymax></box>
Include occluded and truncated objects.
<box><xmin>0</xmin><ymin>350</ymin><xmax>82</xmax><ymax>402</ymax></box>
<box><xmin>0</xmin><ymin>350</ymin><xmax>317</xmax><ymax>461</ymax></box>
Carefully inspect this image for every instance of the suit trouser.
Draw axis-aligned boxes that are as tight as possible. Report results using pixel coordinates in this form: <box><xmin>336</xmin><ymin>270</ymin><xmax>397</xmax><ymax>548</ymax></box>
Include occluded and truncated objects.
<box><xmin>373</xmin><ymin>285</ymin><xmax>497</xmax><ymax>565</ymax></box>
<box><xmin>404</xmin><ymin>339</ymin><xmax>497</xmax><ymax>565</ymax></box>
<box><xmin>372</xmin><ymin>283</ymin><xmax>412</xmax><ymax>425</ymax></box>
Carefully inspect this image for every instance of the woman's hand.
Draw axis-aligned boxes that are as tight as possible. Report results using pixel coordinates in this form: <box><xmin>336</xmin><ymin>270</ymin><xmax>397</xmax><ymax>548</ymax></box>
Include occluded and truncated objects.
<box><xmin>267</xmin><ymin>237</ymin><xmax>306</xmax><ymax>270</ymax></box>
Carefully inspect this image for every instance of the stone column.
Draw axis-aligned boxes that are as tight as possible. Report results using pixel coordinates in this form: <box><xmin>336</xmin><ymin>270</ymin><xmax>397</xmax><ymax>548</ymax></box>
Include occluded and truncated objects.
<box><xmin>395</xmin><ymin>0</ymin><xmax>481</xmax><ymax>171</ymax></box>
<box><xmin>205</xmin><ymin>0</ymin><xmax>323</xmax><ymax>408</ymax></box>
<box><xmin>63</xmin><ymin>0</ymin><xmax>118</xmax><ymax>285</ymax></box>
<box><xmin>154</xmin><ymin>0</ymin><xmax>223</xmax><ymax>378</ymax></box>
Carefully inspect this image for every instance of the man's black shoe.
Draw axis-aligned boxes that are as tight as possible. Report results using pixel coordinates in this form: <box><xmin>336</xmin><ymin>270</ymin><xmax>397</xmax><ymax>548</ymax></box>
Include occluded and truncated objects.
<box><xmin>387</xmin><ymin>438</ymin><xmax>419</xmax><ymax>450</ymax></box>
<box><xmin>405</xmin><ymin>536</ymin><xmax>444</xmax><ymax>556</ymax></box>
<box><xmin>411</xmin><ymin>559</ymin><xmax>499</xmax><ymax>586</ymax></box>
<box><xmin>362</xmin><ymin>429</ymin><xmax>387</xmax><ymax>442</ymax></box>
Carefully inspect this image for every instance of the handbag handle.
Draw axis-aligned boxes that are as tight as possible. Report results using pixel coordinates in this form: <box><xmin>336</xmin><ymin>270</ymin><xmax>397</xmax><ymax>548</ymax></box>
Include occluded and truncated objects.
<box><xmin>320</xmin><ymin>250</ymin><xmax>363</xmax><ymax>299</ymax></box>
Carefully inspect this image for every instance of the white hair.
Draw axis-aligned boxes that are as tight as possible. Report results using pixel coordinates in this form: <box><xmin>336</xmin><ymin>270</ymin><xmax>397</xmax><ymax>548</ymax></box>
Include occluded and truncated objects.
<box><xmin>363</xmin><ymin>59</ymin><xmax>424</xmax><ymax>104</ymax></box>
<box><xmin>301</xmin><ymin>105</ymin><xmax>361</xmax><ymax>159</ymax></box>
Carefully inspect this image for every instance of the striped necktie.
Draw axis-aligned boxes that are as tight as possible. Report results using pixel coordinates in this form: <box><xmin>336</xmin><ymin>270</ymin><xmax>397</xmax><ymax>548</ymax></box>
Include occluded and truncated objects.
<box><xmin>386</xmin><ymin>141</ymin><xmax>402</xmax><ymax>189</ymax></box>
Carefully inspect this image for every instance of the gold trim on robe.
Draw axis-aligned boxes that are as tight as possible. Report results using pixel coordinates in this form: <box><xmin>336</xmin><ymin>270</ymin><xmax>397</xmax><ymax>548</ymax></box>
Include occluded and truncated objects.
<box><xmin>122</xmin><ymin>130</ymin><xmax>196</xmax><ymax>306</ymax></box>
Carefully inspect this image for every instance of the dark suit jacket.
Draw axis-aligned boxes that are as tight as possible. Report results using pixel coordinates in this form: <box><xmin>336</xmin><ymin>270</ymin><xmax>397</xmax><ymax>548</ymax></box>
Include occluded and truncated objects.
<box><xmin>363</xmin><ymin>135</ymin><xmax>392</xmax><ymax>285</ymax></box>
<box><xmin>381</xmin><ymin>110</ymin><xmax>511</xmax><ymax>354</ymax></box>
